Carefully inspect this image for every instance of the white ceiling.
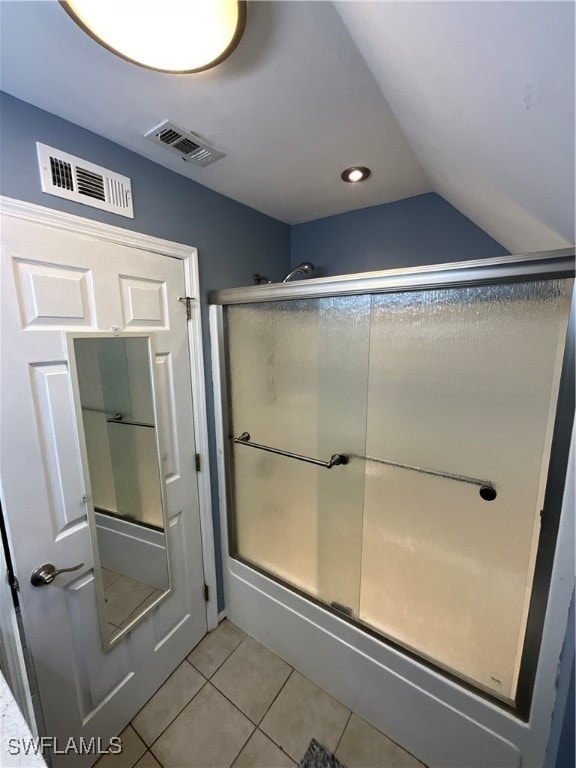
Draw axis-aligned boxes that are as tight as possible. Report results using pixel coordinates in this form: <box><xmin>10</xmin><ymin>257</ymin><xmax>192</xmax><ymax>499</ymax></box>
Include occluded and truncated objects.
<box><xmin>0</xmin><ymin>1</ymin><xmax>574</xmax><ymax>252</ymax></box>
<box><xmin>335</xmin><ymin>1</ymin><xmax>575</xmax><ymax>252</ymax></box>
<box><xmin>0</xmin><ymin>1</ymin><xmax>429</xmax><ymax>224</ymax></box>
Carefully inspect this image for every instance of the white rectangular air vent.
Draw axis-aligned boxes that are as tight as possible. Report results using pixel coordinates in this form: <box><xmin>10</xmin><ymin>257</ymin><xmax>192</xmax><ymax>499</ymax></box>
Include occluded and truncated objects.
<box><xmin>145</xmin><ymin>120</ymin><xmax>224</xmax><ymax>167</ymax></box>
<box><xmin>37</xmin><ymin>143</ymin><xmax>134</xmax><ymax>218</ymax></box>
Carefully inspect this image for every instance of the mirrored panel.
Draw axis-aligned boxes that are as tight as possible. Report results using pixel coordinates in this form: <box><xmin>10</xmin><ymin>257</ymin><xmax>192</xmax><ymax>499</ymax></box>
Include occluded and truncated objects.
<box><xmin>69</xmin><ymin>334</ymin><xmax>171</xmax><ymax>650</ymax></box>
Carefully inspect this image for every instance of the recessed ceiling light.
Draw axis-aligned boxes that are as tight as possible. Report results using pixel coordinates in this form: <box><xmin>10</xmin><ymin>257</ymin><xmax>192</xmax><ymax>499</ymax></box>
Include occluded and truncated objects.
<box><xmin>60</xmin><ymin>0</ymin><xmax>246</xmax><ymax>74</ymax></box>
<box><xmin>341</xmin><ymin>166</ymin><xmax>371</xmax><ymax>183</ymax></box>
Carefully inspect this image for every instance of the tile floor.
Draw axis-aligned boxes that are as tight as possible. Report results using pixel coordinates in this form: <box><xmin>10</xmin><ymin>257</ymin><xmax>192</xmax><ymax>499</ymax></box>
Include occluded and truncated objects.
<box><xmin>96</xmin><ymin>619</ymin><xmax>425</xmax><ymax>768</ymax></box>
<box><xmin>102</xmin><ymin>568</ymin><xmax>164</xmax><ymax>639</ymax></box>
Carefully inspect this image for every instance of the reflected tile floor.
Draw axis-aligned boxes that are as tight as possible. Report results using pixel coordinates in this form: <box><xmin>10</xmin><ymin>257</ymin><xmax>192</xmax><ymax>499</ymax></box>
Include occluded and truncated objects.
<box><xmin>102</xmin><ymin>568</ymin><xmax>164</xmax><ymax>636</ymax></box>
<box><xmin>96</xmin><ymin>619</ymin><xmax>426</xmax><ymax>768</ymax></box>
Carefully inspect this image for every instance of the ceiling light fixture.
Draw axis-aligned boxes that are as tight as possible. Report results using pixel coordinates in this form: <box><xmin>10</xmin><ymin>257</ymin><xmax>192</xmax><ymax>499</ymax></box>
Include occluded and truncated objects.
<box><xmin>60</xmin><ymin>1</ymin><xmax>246</xmax><ymax>74</ymax></box>
<box><xmin>341</xmin><ymin>166</ymin><xmax>371</xmax><ymax>183</ymax></box>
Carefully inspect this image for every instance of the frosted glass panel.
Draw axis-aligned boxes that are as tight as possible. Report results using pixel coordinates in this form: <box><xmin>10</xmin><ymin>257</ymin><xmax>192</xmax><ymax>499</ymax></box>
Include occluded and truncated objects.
<box><xmin>107</xmin><ymin>422</ymin><xmax>163</xmax><ymax>528</ymax></box>
<box><xmin>223</xmin><ymin>277</ymin><xmax>570</xmax><ymax>704</ymax></box>
<box><xmin>359</xmin><ymin>280</ymin><xmax>571</xmax><ymax>701</ymax></box>
<box><xmin>226</xmin><ymin>297</ymin><xmax>370</xmax><ymax>614</ymax></box>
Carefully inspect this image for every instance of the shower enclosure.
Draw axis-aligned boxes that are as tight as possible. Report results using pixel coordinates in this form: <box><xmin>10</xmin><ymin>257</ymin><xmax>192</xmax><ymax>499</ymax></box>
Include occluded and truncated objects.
<box><xmin>210</xmin><ymin>251</ymin><xmax>574</xmax><ymax>767</ymax></box>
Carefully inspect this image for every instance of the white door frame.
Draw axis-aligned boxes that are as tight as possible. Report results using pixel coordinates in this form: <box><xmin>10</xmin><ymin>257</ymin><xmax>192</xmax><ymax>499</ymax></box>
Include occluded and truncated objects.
<box><xmin>0</xmin><ymin>196</ymin><xmax>218</xmax><ymax>687</ymax></box>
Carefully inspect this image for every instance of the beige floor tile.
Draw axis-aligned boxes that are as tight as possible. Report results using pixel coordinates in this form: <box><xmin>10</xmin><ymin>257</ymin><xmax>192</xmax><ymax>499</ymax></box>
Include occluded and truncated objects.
<box><xmin>260</xmin><ymin>672</ymin><xmax>350</xmax><ymax>762</ymax></box>
<box><xmin>107</xmin><ymin>622</ymin><xmax>121</xmax><ymax>640</ymax></box>
<box><xmin>120</xmin><ymin>589</ymin><xmax>165</xmax><ymax>629</ymax></box>
<box><xmin>212</xmin><ymin>637</ymin><xmax>292</xmax><ymax>723</ymax></box>
<box><xmin>232</xmin><ymin>729</ymin><xmax>295</xmax><ymax>768</ymax></box>
<box><xmin>133</xmin><ymin>752</ymin><xmax>162</xmax><ymax>768</ymax></box>
<box><xmin>187</xmin><ymin>619</ymin><xmax>245</xmax><ymax>678</ymax></box>
<box><xmin>132</xmin><ymin>661</ymin><xmax>205</xmax><ymax>745</ymax></box>
<box><xmin>105</xmin><ymin>576</ymin><xmax>155</xmax><ymax>627</ymax></box>
<box><xmin>151</xmin><ymin>683</ymin><xmax>254</xmax><ymax>768</ymax></box>
<box><xmin>336</xmin><ymin>714</ymin><xmax>425</xmax><ymax>768</ymax></box>
<box><xmin>94</xmin><ymin>726</ymin><xmax>146</xmax><ymax>768</ymax></box>
<box><xmin>101</xmin><ymin>568</ymin><xmax>122</xmax><ymax>589</ymax></box>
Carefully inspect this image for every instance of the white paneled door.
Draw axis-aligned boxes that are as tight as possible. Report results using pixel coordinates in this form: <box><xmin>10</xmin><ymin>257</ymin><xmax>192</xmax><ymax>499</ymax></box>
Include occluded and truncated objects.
<box><xmin>1</xmin><ymin>205</ymin><xmax>208</xmax><ymax>766</ymax></box>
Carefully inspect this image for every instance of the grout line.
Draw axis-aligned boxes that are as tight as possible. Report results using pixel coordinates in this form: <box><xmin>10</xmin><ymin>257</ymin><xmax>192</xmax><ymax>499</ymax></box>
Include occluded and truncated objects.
<box><xmin>258</xmin><ymin>670</ymin><xmax>306</xmax><ymax>759</ymax></box>
<box><xmin>205</xmin><ymin>641</ymin><xmax>294</xmax><ymax>727</ymax></box>
<box><xmin>120</xmin><ymin>726</ymin><xmax>146</xmax><ymax>768</ymax></box>
<box><xmin>228</xmin><ymin>721</ymin><xmax>257</xmax><ymax>768</ymax></box>
<box><xmin>258</xmin><ymin>669</ymin><xmax>351</xmax><ymax>764</ymax></box>
<box><xmin>257</xmin><ymin>667</ymin><xmax>294</xmax><ymax>726</ymax></box>
<box><xmin>146</xmin><ymin>680</ymin><xmax>209</xmax><ymax>751</ymax></box>
<box><xmin>255</xmin><ymin>727</ymin><xmax>296</xmax><ymax>765</ymax></box>
<box><xmin>130</xmin><ymin>660</ymin><xmax>205</xmax><ymax>731</ymax></box>
<box><xmin>334</xmin><ymin>710</ymin><xmax>353</xmax><ymax>755</ymax></box>
<box><xmin>116</xmin><ymin>589</ymin><xmax>158</xmax><ymax>629</ymax></box>
<box><xmin>187</xmin><ymin>627</ymin><xmax>246</xmax><ymax>679</ymax></box>
<box><xmin>145</xmin><ymin>678</ymin><xmax>257</xmax><ymax>768</ymax></box>
<box><xmin>206</xmin><ymin>677</ymin><xmax>264</xmax><ymax>728</ymax></box>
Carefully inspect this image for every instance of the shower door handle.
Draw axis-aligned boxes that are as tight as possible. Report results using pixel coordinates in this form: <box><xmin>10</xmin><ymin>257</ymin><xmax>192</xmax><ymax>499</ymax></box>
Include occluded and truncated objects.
<box><xmin>233</xmin><ymin>432</ymin><xmax>348</xmax><ymax>469</ymax></box>
<box><xmin>358</xmin><ymin>454</ymin><xmax>497</xmax><ymax>500</ymax></box>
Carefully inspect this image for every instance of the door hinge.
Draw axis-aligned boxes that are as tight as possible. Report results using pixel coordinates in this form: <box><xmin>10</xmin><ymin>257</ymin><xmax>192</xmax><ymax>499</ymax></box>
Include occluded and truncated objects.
<box><xmin>178</xmin><ymin>296</ymin><xmax>195</xmax><ymax>321</ymax></box>
<box><xmin>7</xmin><ymin>570</ymin><xmax>19</xmax><ymax>593</ymax></box>
<box><xmin>195</xmin><ymin>453</ymin><xmax>201</xmax><ymax>472</ymax></box>
<box><xmin>204</xmin><ymin>584</ymin><xmax>209</xmax><ymax>602</ymax></box>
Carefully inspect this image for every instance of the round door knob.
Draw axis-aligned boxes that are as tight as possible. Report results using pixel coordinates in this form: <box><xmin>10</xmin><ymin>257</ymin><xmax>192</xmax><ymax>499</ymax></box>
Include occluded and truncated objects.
<box><xmin>30</xmin><ymin>562</ymin><xmax>84</xmax><ymax>587</ymax></box>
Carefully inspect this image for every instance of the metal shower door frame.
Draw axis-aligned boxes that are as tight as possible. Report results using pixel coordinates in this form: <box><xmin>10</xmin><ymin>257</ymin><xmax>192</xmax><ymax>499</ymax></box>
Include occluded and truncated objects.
<box><xmin>209</xmin><ymin>249</ymin><xmax>574</xmax><ymax>759</ymax></box>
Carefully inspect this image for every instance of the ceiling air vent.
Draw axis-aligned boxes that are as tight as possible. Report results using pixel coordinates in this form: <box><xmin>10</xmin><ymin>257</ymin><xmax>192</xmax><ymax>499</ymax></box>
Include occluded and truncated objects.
<box><xmin>37</xmin><ymin>143</ymin><xmax>134</xmax><ymax>218</ymax></box>
<box><xmin>145</xmin><ymin>120</ymin><xmax>224</xmax><ymax>167</ymax></box>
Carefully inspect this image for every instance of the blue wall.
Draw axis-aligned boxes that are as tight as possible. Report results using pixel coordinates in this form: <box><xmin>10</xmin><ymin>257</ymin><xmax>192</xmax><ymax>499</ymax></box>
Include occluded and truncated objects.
<box><xmin>1</xmin><ymin>92</ymin><xmax>573</xmax><ymax>765</ymax></box>
<box><xmin>291</xmin><ymin>193</ymin><xmax>509</xmax><ymax>275</ymax></box>
<box><xmin>547</xmin><ymin>594</ymin><xmax>575</xmax><ymax>768</ymax></box>
<box><xmin>0</xmin><ymin>92</ymin><xmax>291</xmax><ymax>609</ymax></box>
<box><xmin>556</xmin><ymin>659</ymin><xmax>575</xmax><ymax>768</ymax></box>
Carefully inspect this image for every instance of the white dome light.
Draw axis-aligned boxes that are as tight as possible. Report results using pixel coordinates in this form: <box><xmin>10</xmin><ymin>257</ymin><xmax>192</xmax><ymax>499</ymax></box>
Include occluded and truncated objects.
<box><xmin>61</xmin><ymin>0</ymin><xmax>246</xmax><ymax>73</ymax></box>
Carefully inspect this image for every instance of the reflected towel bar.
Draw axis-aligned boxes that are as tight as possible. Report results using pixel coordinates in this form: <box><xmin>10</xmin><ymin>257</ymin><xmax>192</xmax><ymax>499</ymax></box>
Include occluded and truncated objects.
<box><xmin>83</xmin><ymin>407</ymin><xmax>155</xmax><ymax>429</ymax></box>
<box><xmin>233</xmin><ymin>432</ymin><xmax>348</xmax><ymax>469</ymax></box>
<box><xmin>361</xmin><ymin>455</ymin><xmax>497</xmax><ymax>500</ymax></box>
<box><xmin>107</xmin><ymin>415</ymin><xmax>155</xmax><ymax>429</ymax></box>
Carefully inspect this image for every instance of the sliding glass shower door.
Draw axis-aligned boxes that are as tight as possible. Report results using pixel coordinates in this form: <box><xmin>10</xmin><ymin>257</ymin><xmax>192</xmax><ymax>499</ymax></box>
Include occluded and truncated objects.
<box><xmin>222</xmin><ymin>276</ymin><xmax>572</xmax><ymax>706</ymax></box>
<box><xmin>360</xmin><ymin>281</ymin><xmax>570</xmax><ymax>701</ymax></box>
<box><xmin>226</xmin><ymin>296</ymin><xmax>371</xmax><ymax>615</ymax></box>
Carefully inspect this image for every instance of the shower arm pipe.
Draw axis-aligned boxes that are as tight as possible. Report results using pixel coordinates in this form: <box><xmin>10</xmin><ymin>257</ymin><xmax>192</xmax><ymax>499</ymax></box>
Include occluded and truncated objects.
<box><xmin>358</xmin><ymin>454</ymin><xmax>496</xmax><ymax>498</ymax></box>
<box><xmin>233</xmin><ymin>432</ymin><xmax>348</xmax><ymax>469</ymax></box>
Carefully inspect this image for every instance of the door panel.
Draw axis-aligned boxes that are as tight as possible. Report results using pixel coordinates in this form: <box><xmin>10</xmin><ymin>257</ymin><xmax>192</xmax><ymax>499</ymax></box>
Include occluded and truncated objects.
<box><xmin>1</xmin><ymin>213</ymin><xmax>206</xmax><ymax>765</ymax></box>
<box><xmin>13</xmin><ymin>258</ymin><xmax>95</xmax><ymax>329</ymax></box>
<box><xmin>30</xmin><ymin>361</ymin><xmax>88</xmax><ymax>537</ymax></box>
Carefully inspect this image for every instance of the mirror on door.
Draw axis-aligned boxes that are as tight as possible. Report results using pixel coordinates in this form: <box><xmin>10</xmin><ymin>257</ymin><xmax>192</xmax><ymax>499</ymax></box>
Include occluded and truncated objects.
<box><xmin>69</xmin><ymin>334</ymin><xmax>171</xmax><ymax>650</ymax></box>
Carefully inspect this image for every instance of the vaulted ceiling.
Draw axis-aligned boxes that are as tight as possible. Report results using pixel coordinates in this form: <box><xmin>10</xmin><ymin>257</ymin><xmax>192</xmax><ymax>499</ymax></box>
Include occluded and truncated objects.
<box><xmin>0</xmin><ymin>1</ymin><xmax>574</xmax><ymax>253</ymax></box>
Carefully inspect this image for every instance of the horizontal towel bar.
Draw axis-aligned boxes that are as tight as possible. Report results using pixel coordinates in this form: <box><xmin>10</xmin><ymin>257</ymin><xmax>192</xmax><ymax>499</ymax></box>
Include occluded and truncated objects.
<box><xmin>233</xmin><ymin>432</ymin><xmax>348</xmax><ymax>469</ymax></box>
<box><xmin>360</xmin><ymin>455</ymin><xmax>497</xmax><ymax>500</ymax></box>
<box><xmin>107</xmin><ymin>415</ymin><xmax>155</xmax><ymax>429</ymax></box>
<box><xmin>82</xmin><ymin>407</ymin><xmax>155</xmax><ymax>429</ymax></box>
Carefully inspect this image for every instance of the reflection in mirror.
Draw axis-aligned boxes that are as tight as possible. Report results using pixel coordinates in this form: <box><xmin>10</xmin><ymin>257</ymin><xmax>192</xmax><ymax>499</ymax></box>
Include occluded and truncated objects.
<box><xmin>71</xmin><ymin>335</ymin><xmax>171</xmax><ymax>649</ymax></box>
